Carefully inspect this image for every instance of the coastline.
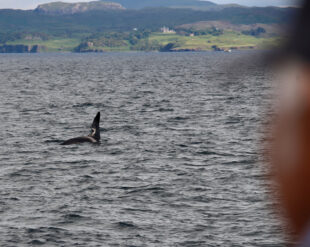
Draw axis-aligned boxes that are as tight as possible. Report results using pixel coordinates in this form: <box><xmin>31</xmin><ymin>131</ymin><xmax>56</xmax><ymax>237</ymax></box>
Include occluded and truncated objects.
<box><xmin>1</xmin><ymin>32</ymin><xmax>279</xmax><ymax>53</ymax></box>
<box><xmin>0</xmin><ymin>44</ymin><xmax>265</xmax><ymax>53</ymax></box>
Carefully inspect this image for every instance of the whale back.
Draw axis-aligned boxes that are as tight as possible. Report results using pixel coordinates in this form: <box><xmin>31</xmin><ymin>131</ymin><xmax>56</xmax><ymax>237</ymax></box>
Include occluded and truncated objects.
<box><xmin>61</xmin><ymin>136</ymin><xmax>97</xmax><ymax>145</ymax></box>
<box><xmin>61</xmin><ymin>112</ymin><xmax>100</xmax><ymax>145</ymax></box>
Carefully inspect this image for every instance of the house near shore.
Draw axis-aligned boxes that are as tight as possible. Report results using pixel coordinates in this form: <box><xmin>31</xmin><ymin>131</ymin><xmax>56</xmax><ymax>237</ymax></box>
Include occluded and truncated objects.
<box><xmin>160</xmin><ymin>26</ymin><xmax>176</xmax><ymax>34</ymax></box>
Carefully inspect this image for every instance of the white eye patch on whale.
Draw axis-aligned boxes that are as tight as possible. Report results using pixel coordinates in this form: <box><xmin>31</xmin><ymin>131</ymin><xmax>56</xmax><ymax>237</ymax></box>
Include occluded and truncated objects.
<box><xmin>61</xmin><ymin>112</ymin><xmax>100</xmax><ymax>145</ymax></box>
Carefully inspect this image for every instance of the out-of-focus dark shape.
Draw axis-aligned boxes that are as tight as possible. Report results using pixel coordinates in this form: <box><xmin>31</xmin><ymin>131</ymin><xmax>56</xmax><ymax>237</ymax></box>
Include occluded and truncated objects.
<box><xmin>269</xmin><ymin>1</ymin><xmax>310</xmax><ymax>246</ymax></box>
<box><xmin>283</xmin><ymin>0</ymin><xmax>310</xmax><ymax>62</ymax></box>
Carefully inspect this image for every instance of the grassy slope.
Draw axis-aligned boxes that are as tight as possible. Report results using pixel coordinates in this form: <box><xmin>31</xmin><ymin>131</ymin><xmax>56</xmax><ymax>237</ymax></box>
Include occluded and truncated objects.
<box><xmin>7</xmin><ymin>38</ymin><xmax>81</xmax><ymax>52</ymax></box>
<box><xmin>149</xmin><ymin>31</ymin><xmax>279</xmax><ymax>50</ymax></box>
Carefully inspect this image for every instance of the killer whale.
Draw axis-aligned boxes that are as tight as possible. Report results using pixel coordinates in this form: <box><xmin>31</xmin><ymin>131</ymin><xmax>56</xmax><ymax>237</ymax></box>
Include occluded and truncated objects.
<box><xmin>61</xmin><ymin>112</ymin><xmax>100</xmax><ymax>145</ymax></box>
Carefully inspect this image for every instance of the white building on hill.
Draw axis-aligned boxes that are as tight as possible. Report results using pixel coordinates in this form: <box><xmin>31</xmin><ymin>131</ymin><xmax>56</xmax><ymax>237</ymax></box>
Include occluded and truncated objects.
<box><xmin>160</xmin><ymin>26</ymin><xmax>176</xmax><ymax>34</ymax></box>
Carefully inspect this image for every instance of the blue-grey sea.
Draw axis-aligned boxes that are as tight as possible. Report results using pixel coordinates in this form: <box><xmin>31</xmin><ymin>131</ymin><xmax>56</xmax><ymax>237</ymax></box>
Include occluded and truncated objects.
<box><xmin>0</xmin><ymin>52</ymin><xmax>284</xmax><ymax>246</ymax></box>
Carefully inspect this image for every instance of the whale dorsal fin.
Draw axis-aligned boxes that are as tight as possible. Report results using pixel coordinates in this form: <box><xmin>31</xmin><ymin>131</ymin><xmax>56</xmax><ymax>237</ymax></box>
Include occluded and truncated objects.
<box><xmin>89</xmin><ymin>112</ymin><xmax>100</xmax><ymax>141</ymax></box>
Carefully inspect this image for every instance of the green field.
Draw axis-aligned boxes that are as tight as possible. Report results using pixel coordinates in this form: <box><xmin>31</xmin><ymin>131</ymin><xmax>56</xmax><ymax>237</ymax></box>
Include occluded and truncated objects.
<box><xmin>149</xmin><ymin>31</ymin><xmax>279</xmax><ymax>50</ymax></box>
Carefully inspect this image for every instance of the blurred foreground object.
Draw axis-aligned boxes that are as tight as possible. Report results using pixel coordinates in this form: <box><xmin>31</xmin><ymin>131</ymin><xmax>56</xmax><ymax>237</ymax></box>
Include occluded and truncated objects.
<box><xmin>270</xmin><ymin>1</ymin><xmax>310</xmax><ymax>245</ymax></box>
<box><xmin>272</xmin><ymin>61</ymin><xmax>310</xmax><ymax>245</ymax></box>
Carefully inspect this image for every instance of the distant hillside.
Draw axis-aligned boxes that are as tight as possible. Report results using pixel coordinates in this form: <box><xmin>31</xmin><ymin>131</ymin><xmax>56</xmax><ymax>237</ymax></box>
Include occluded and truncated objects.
<box><xmin>35</xmin><ymin>1</ymin><xmax>124</xmax><ymax>15</ymax></box>
<box><xmin>177</xmin><ymin>21</ymin><xmax>284</xmax><ymax>37</ymax></box>
<box><xmin>106</xmin><ymin>0</ymin><xmax>219</xmax><ymax>10</ymax></box>
<box><xmin>0</xmin><ymin>6</ymin><xmax>294</xmax><ymax>36</ymax></box>
<box><xmin>105</xmin><ymin>0</ymin><xmax>244</xmax><ymax>10</ymax></box>
<box><xmin>0</xmin><ymin>1</ymin><xmax>295</xmax><ymax>50</ymax></box>
<box><xmin>0</xmin><ymin>0</ymin><xmax>295</xmax><ymax>52</ymax></box>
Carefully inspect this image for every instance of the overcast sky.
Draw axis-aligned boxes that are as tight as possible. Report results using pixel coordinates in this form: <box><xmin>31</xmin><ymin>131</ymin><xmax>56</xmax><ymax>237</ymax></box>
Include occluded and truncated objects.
<box><xmin>0</xmin><ymin>0</ymin><xmax>298</xmax><ymax>10</ymax></box>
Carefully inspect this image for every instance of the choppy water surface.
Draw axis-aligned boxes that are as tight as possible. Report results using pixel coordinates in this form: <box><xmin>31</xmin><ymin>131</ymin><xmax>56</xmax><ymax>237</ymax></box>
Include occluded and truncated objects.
<box><xmin>0</xmin><ymin>52</ymin><xmax>284</xmax><ymax>246</ymax></box>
